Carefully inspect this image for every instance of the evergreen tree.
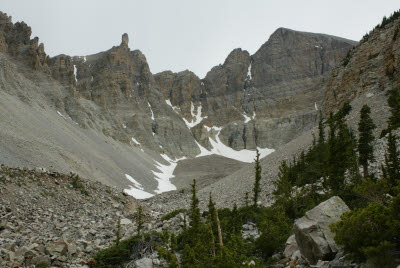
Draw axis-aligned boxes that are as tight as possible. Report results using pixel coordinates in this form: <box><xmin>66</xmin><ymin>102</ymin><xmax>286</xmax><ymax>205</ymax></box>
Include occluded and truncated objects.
<box><xmin>189</xmin><ymin>179</ymin><xmax>201</xmax><ymax>231</ymax></box>
<box><xmin>207</xmin><ymin>193</ymin><xmax>218</xmax><ymax>242</ymax></box>
<box><xmin>230</xmin><ymin>203</ymin><xmax>241</xmax><ymax>236</ymax></box>
<box><xmin>113</xmin><ymin>217</ymin><xmax>122</xmax><ymax>245</ymax></box>
<box><xmin>358</xmin><ymin>105</ymin><xmax>376</xmax><ymax>178</ymax></box>
<box><xmin>327</xmin><ymin>103</ymin><xmax>354</xmax><ymax>194</ymax></box>
<box><xmin>388</xmin><ymin>88</ymin><xmax>400</xmax><ymax>130</ymax></box>
<box><xmin>318</xmin><ymin>111</ymin><xmax>325</xmax><ymax>144</ymax></box>
<box><xmin>385</xmin><ymin>129</ymin><xmax>400</xmax><ymax>189</ymax></box>
<box><xmin>253</xmin><ymin>149</ymin><xmax>262</xmax><ymax>207</ymax></box>
<box><xmin>136</xmin><ymin>205</ymin><xmax>144</xmax><ymax>235</ymax></box>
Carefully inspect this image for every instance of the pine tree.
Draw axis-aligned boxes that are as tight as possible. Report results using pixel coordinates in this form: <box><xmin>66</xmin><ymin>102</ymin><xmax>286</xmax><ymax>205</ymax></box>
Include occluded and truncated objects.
<box><xmin>327</xmin><ymin>103</ymin><xmax>353</xmax><ymax>194</ymax></box>
<box><xmin>358</xmin><ymin>105</ymin><xmax>376</xmax><ymax>178</ymax></box>
<box><xmin>189</xmin><ymin>179</ymin><xmax>201</xmax><ymax>231</ymax></box>
<box><xmin>231</xmin><ymin>203</ymin><xmax>241</xmax><ymax>236</ymax></box>
<box><xmin>385</xmin><ymin>129</ymin><xmax>400</xmax><ymax>188</ymax></box>
<box><xmin>388</xmin><ymin>88</ymin><xmax>400</xmax><ymax>130</ymax></box>
<box><xmin>207</xmin><ymin>193</ymin><xmax>218</xmax><ymax>241</ymax></box>
<box><xmin>114</xmin><ymin>217</ymin><xmax>122</xmax><ymax>245</ymax></box>
<box><xmin>253</xmin><ymin>149</ymin><xmax>262</xmax><ymax>207</ymax></box>
<box><xmin>136</xmin><ymin>204</ymin><xmax>144</xmax><ymax>235</ymax></box>
<box><xmin>318</xmin><ymin>111</ymin><xmax>325</xmax><ymax>144</ymax></box>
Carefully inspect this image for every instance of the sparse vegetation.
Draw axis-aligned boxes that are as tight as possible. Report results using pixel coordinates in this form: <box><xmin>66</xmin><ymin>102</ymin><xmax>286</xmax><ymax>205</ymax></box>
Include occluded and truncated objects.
<box><xmin>160</xmin><ymin>209</ymin><xmax>186</xmax><ymax>222</ymax></box>
<box><xmin>70</xmin><ymin>174</ymin><xmax>89</xmax><ymax>196</ymax></box>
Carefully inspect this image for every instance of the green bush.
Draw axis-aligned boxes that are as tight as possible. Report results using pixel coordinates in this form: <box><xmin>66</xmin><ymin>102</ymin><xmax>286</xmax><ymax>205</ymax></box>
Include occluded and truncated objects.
<box><xmin>331</xmin><ymin>202</ymin><xmax>399</xmax><ymax>264</ymax></box>
<box><xmin>71</xmin><ymin>175</ymin><xmax>89</xmax><ymax>196</ymax></box>
<box><xmin>94</xmin><ymin>234</ymin><xmax>152</xmax><ymax>268</ymax></box>
<box><xmin>160</xmin><ymin>209</ymin><xmax>186</xmax><ymax>222</ymax></box>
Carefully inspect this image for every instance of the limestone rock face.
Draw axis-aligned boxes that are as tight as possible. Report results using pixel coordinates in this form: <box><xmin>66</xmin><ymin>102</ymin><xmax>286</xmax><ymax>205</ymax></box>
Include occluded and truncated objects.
<box><xmin>0</xmin><ymin>8</ymin><xmax>358</xmax><ymax>187</ymax></box>
<box><xmin>323</xmin><ymin>17</ymin><xmax>400</xmax><ymax>113</ymax></box>
<box><xmin>155</xmin><ymin>29</ymin><xmax>355</xmax><ymax>151</ymax></box>
<box><xmin>293</xmin><ymin>196</ymin><xmax>350</xmax><ymax>264</ymax></box>
<box><xmin>121</xmin><ymin>33</ymin><xmax>129</xmax><ymax>47</ymax></box>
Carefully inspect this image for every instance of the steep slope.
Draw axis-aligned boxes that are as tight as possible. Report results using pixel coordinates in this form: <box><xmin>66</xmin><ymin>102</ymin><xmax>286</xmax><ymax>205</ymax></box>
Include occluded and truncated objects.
<box><xmin>145</xmin><ymin>14</ymin><xmax>400</xmax><ymax>211</ymax></box>
<box><xmin>0</xmin><ymin>10</ymin><xmax>355</xmax><ymax>199</ymax></box>
<box><xmin>155</xmin><ymin>28</ymin><xmax>356</xmax><ymax>152</ymax></box>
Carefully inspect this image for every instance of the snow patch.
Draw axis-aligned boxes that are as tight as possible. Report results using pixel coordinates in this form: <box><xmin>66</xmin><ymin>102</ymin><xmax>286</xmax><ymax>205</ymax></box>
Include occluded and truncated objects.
<box><xmin>57</xmin><ymin>111</ymin><xmax>64</xmax><ymax>118</ymax></box>
<box><xmin>247</xmin><ymin>62</ymin><xmax>252</xmax><ymax>80</ymax></box>
<box><xmin>182</xmin><ymin>102</ymin><xmax>207</xmax><ymax>128</ymax></box>
<box><xmin>366</xmin><ymin>93</ymin><xmax>374</xmax><ymax>98</ymax></box>
<box><xmin>83</xmin><ymin>56</ymin><xmax>87</xmax><ymax>63</ymax></box>
<box><xmin>195</xmin><ymin>128</ymin><xmax>274</xmax><ymax>163</ymax></box>
<box><xmin>165</xmin><ymin>99</ymin><xmax>180</xmax><ymax>114</ymax></box>
<box><xmin>73</xmin><ymin>65</ymin><xmax>78</xmax><ymax>82</ymax></box>
<box><xmin>243</xmin><ymin>113</ymin><xmax>251</xmax><ymax>123</ymax></box>
<box><xmin>131</xmin><ymin>137</ymin><xmax>140</xmax><ymax>145</ymax></box>
<box><xmin>124</xmin><ymin>174</ymin><xmax>154</xmax><ymax>199</ymax></box>
<box><xmin>122</xmin><ymin>124</ymin><xmax>127</xmax><ymax>129</ymax></box>
<box><xmin>125</xmin><ymin>174</ymin><xmax>143</xmax><ymax>190</ymax></box>
<box><xmin>314</xmin><ymin>102</ymin><xmax>318</xmax><ymax>111</ymax></box>
<box><xmin>148</xmin><ymin>102</ymin><xmax>155</xmax><ymax>120</ymax></box>
<box><xmin>152</xmin><ymin>154</ymin><xmax>186</xmax><ymax>194</ymax></box>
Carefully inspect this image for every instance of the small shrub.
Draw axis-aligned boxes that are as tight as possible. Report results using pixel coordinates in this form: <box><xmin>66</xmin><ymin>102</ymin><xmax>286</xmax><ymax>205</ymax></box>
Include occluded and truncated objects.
<box><xmin>71</xmin><ymin>175</ymin><xmax>89</xmax><ymax>196</ymax></box>
<box><xmin>94</xmin><ymin>234</ymin><xmax>152</xmax><ymax>268</ymax></box>
<box><xmin>36</xmin><ymin>264</ymin><xmax>50</xmax><ymax>268</ymax></box>
<box><xmin>160</xmin><ymin>209</ymin><xmax>186</xmax><ymax>222</ymax></box>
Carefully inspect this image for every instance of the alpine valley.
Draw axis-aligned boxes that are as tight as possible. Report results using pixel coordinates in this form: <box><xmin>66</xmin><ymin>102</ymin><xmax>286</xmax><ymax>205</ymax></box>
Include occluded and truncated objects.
<box><xmin>1</xmin><ymin>8</ymin><xmax>400</xmax><ymax>268</ymax></box>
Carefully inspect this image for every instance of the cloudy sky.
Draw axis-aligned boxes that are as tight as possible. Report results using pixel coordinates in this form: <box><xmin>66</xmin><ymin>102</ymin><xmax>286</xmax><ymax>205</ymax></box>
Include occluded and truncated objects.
<box><xmin>2</xmin><ymin>1</ymin><xmax>399</xmax><ymax>78</ymax></box>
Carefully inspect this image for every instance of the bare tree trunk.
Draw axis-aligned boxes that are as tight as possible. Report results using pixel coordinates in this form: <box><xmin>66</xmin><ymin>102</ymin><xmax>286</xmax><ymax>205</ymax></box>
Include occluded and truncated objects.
<box><xmin>215</xmin><ymin>209</ymin><xmax>223</xmax><ymax>247</ymax></box>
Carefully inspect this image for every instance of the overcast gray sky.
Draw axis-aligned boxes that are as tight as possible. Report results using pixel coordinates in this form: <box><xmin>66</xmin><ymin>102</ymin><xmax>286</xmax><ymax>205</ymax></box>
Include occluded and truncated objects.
<box><xmin>2</xmin><ymin>1</ymin><xmax>399</xmax><ymax>78</ymax></box>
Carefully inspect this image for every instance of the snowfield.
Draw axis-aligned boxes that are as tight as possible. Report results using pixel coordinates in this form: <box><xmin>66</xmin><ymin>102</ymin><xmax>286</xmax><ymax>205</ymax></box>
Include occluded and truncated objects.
<box><xmin>123</xmin><ymin>174</ymin><xmax>154</xmax><ymax>199</ymax></box>
<box><xmin>196</xmin><ymin>126</ymin><xmax>274</xmax><ymax>163</ymax></box>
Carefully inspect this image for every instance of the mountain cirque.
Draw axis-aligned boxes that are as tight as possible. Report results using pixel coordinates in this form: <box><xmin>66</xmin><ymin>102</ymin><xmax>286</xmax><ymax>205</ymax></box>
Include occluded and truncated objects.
<box><xmin>0</xmin><ymin>10</ymin><xmax>355</xmax><ymax>197</ymax></box>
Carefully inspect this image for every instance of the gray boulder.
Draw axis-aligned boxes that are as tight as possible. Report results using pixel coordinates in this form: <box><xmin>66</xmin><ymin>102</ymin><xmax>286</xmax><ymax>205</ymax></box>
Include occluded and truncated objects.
<box><xmin>293</xmin><ymin>196</ymin><xmax>349</xmax><ymax>264</ymax></box>
<box><xmin>134</xmin><ymin>257</ymin><xmax>153</xmax><ymax>268</ymax></box>
<box><xmin>283</xmin><ymin>234</ymin><xmax>298</xmax><ymax>258</ymax></box>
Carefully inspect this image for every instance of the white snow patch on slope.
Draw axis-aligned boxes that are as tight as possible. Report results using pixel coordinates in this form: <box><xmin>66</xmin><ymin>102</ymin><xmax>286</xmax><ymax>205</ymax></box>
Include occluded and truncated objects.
<box><xmin>83</xmin><ymin>56</ymin><xmax>87</xmax><ymax>62</ymax></box>
<box><xmin>73</xmin><ymin>65</ymin><xmax>78</xmax><ymax>82</ymax></box>
<box><xmin>125</xmin><ymin>174</ymin><xmax>143</xmax><ymax>190</ymax></box>
<box><xmin>243</xmin><ymin>111</ymin><xmax>256</xmax><ymax>123</ymax></box>
<box><xmin>148</xmin><ymin>102</ymin><xmax>155</xmax><ymax>120</ymax></box>
<box><xmin>243</xmin><ymin>113</ymin><xmax>251</xmax><ymax>123</ymax></box>
<box><xmin>57</xmin><ymin>111</ymin><xmax>65</xmax><ymax>118</ymax></box>
<box><xmin>124</xmin><ymin>174</ymin><xmax>154</xmax><ymax>199</ymax></box>
<box><xmin>196</xmin><ymin>128</ymin><xmax>274</xmax><ymax>163</ymax></box>
<box><xmin>131</xmin><ymin>137</ymin><xmax>140</xmax><ymax>145</ymax></box>
<box><xmin>152</xmin><ymin>154</ymin><xmax>186</xmax><ymax>194</ymax></box>
<box><xmin>122</xmin><ymin>124</ymin><xmax>127</xmax><ymax>129</ymax></box>
<box><xmin>165</xmin><ymin>99</ymin><xmax>180</xmax><ymax>114</ymax></box>
<box><xmin>182</xmin><ymin>102</ymin><xmax>207</xmax><ymax>128</ymax></box>
<box><xmin>247</xmin><ymin>62</ymin><xmax>252</xmax><ymax>80</ymax></box>
<box><xmin>314</xmin><ymin>102</ymin><xmax>318</xmax><ymax>110</ymax></box>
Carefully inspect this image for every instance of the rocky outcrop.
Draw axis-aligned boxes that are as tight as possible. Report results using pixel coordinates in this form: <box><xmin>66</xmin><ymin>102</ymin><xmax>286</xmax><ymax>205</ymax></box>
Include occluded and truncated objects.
<box><xmin>155</xmin><ymin>28</ymin><xmax>356</xmax><ymax>151</ymax></box>
<box><xmin>0</xmin><ymin>165</ymin><xmax>143</xmax><ymax>267</ymax></box>
<box><xmin>0</xmin><ymin>9</ymin><xmax>357</xmax><ymax>159</ymax></box>
<box><xmin>292</xmin><ymin>196</ymin><xmax>350</xmax><ymax>264</ymax></box>
<box><xmin>323</xmin><ymin>16</ymin><xmax>400</xmax><ymax>113</ymax></box>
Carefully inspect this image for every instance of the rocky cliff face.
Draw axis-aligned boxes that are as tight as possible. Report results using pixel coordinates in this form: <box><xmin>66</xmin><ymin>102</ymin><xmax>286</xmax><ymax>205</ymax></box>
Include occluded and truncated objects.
<box><xmin>155</xmin><ymin>28</ymin><xmax>356</xmax><ymax>151</ymax></box>
<box><xmin>0</xmin><ymin>10</ymin><xmax>357</xmax><ymax>197</ymax></box>
<box><xmin>323</xmin><ymin>17</ymin><xmax>400</xmax><ymax>112</ymax></box>
<box><xmin>0</xmin><ymin>11</ymin><xmax>355</xmax><ymax>159</ymax></box>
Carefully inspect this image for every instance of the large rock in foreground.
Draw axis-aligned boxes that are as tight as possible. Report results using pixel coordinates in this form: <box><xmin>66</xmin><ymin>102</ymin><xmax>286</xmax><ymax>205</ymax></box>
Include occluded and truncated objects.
<box><xmin>293</xmin><ymin>196</ymin><xmax>349</xmax><ymax>264</ymax></box>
